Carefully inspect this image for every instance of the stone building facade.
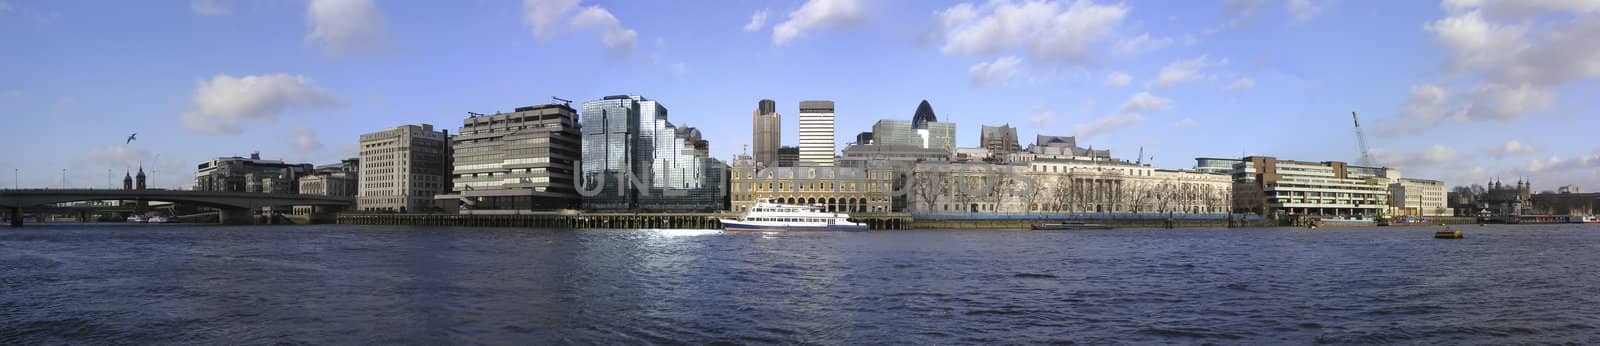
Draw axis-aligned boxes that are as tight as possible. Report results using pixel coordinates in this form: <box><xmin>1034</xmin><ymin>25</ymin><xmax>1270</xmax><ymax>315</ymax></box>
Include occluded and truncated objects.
<box><xmin>728</xmin><ymin>155</ymin><xmax>895</xmax><ymax>213</ymax></box>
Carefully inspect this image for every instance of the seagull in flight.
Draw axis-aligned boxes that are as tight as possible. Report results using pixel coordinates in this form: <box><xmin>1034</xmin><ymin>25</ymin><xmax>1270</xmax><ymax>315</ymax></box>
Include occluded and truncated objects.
<box><xmin>126</xmin><ymin>133</ymin><xmax>137</xmax><ymax>144</ymax></box>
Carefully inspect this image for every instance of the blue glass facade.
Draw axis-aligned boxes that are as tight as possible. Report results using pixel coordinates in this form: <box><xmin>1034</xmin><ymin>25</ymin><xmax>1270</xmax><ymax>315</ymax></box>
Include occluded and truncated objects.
<box><xmin>580</xmin><ymin>95</ymin><xmax>727</xmax><ymax>212</ymax></box>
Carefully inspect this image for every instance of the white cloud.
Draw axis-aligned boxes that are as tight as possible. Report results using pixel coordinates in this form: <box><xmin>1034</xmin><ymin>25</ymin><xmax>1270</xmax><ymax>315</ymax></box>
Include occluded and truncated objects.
<box><xmin>570</xmin><ymin>6</ymin><xmax>638</xmax><ymax>56</ymax></box>
<box><xmin>1151</xmin><ymin>55</ymin><xmax>1224</xmax><ymax>88</ymax></box>
<box><xmin>1488</xmin><ymin>139</ymin><xmax>1538</xmax><ymax>159</ymax></box>
<box><xmin>1443</xmin><ymin>0</ymin><xmax>1600</xmax><ymax>19</ymax></box>
<box><xmin>969</xmin><ymin>56</ymin><xmax>1022</xmax><ymax>86</ymax></box>
<box><xmin>930</xmin><ymin>0</ymin><xmax>1128</xmax><ymax>65</ymax></box>
<box><xmin>1073</xmin><ymin>113</ymin><xmax>1143</xmax><ymax>139</ymax></box>
<box><xmin>523</xmin><ymin>0</ymin><xmax>580</xmax><ymax>41</ymax></box>
<box><xmin>1112</xmin><ymin>33</ymin><xmax>1172</xmax><ymax>56</ymax></box>
<box><xmin>744</xmin><ymin>10</ymin><xmax>769</xmax><ymax>32</ymax></box>
<box><xmin>1075</xmin><ymin>92</ymin><xmax>1172</xmax><ymax>139</ymax></box>
<box><xmin>306</xmin><ymin>0</ymin><xmax>386</xmax><ymax>56</ymax></box>
<box><xmin>2</xmin><ymin>89</ymin><xmax>21</xmax><ymax>98</ymax></box>
<box><xmin>1369</xmin><ymin>144</ymin><xmax>1462</xmax><ymax>167</ymax></box>
<box><xmin>1287</xmin><ymin>0</ymin><xmax>1322</xmax><ymax>23</ymax></box>
<box><xmin>0</xmin><ymin>1</ymin><xmax>11</xmax><ymax>14</ymax></box>
<box><xmin>773</xmin><ymin>0</ymin><xmax>868</xmax><ymax>45</ymax></box>
<box><xmin>82</xmin><ymin>145</ymin><xmax>153</xmax><ymax>170</ymax></box>
<box><xmin>1463</xmin><ymin>82</ymin><xmax>1554</xmax><ymax>120</ymax></box>
<box><xmin>671</xmin><ymin>62</ymin><xmax>688</xmax><ymax>77</ymax></box>
<box><xmin>1118</xmin><ymin>92</ymin><xmax>1172</xmax><ymax>113</ymax></box>
<box><xmin>289</xmin><ymin>126</ymin><xmax>322</xmax><ymax>152</ymax></box>
<box><xmin>191</xmin><ymin>0</ymin><xmax>230</xmax><ymax>16</ymax></box>
<box><xmin>1516</xmin><ymin>149</ymin><xmax>1600</xmax><ymax>174</ymax></box>
<box><xmin>178</xmin><ymin>74</ymin><xmax>344</xmax><ymax>134</ymax></box>
<box><xmin>1105</xmin><ymin>71</ymin><xmax>1131</xmax><ymax>87</ymax></box>
<box><xmin>520</xmin><ymin>0</ymin><xmax>636</xmax><ymax>56</ymax></box>
<box><xmin>1217</xmin><ymin>0</ymin><xmax>1266</xmax><ymax>30</ymax></box>
<box><xmin>1171</xmin><ymin>118</ymin><xmax>1196</xmax><ymax>129</ymax></box>
<box><xmin>1029</xmin><ymin>110</ymin><xmax>1056</xmax><ymax>126</ymax></box>
<box><xmin>1396</xmin><ymin>2</ymin><xmax>1600</xmax><ymax>132</ymax></box>
<box><xmin>1225</xmin><ymin>77</ymin><xmax>1256</xmax><ymax>91</ymax></box>
<box><xmin>50</xmin><ymin>97</ymin><xmax>73</xmax><ymax>115</ymax></box>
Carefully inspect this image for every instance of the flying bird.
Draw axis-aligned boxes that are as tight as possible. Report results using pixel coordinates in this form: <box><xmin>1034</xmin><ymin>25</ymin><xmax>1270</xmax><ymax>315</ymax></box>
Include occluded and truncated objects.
<box><xmin>125</xmin><ymin>133</ymin><xmax>137</xmax><ymax>144</ymax></box>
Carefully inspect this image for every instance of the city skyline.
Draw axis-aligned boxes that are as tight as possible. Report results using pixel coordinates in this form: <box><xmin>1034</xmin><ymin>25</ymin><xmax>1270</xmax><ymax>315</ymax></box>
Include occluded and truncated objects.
<box><xmin>4</xmin><ymin>0</ymin><xmax>1599</xmax><ymax>191</ymax></box>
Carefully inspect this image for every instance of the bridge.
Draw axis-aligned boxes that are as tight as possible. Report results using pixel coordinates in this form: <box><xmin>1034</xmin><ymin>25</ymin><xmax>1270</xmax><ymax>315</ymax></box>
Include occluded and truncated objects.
<box><xmin>0</xmin><ymin>189</ymin><xmax>355</xmax><ymax>227</ymax></box>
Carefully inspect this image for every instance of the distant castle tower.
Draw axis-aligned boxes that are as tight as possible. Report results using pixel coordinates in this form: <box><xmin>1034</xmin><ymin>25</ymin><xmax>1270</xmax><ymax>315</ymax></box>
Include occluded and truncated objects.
<box><xmin>135</xmin><ymin>165</ymin><xmax>147</xmax><ymax>190</ymax></box>
<box><xmin>123</xmin><ymin>171</ymin><xmax>133</xmax><ymax>190</ymax></box>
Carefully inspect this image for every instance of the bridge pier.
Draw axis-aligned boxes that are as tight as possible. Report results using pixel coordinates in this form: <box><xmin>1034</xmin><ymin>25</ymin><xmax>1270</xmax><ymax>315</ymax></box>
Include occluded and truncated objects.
<box><xmin>8</xmin><ymin>207</ymin><xmax>20</xmax><ymax>227</ymax></box>
<box><xmin>218</xmin><ymin>208</ymin><xmax>255</xmax><ymax>225</ymax></box>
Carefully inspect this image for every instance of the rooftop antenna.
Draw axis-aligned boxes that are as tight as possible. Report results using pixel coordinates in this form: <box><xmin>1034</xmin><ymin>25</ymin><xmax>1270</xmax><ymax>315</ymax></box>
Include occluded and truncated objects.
<box><xmin>552</xmin><ymin>97</ymin><xmax>572</xmax><ymax>107</ymax></box>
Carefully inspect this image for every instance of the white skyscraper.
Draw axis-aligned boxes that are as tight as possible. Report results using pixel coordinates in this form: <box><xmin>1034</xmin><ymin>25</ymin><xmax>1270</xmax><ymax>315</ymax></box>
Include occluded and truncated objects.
<box><xmin>798</xmin><ymin>100</ymin><xmax>836</xmax><ymax>167</ymax></box>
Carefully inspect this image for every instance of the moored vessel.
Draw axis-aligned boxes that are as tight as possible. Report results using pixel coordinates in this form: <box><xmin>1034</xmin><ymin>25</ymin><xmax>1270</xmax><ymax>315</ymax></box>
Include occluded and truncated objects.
<box><xmin>1030</xmin><ymin>221</ymin><xmax>1112</xmax><ymax>230</ymax></box>
<box><xmin>719</xmin><ymin>199</ymin><xmax>868</xmax><ymax>232</ymax></box>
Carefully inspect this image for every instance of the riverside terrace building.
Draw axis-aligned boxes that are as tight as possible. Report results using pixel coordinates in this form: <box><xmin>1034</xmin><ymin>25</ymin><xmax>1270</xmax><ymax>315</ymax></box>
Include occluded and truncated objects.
<box><xmin>580</xmin><ymin>95</ymin><xmax>727</xmax><ymax>212</ymax></box>
<box><xmin>728</xmin><ymin>155</ymin><xmax>894</xmax><ymax>213</ymax></box>
<box><xmin>433</xmin><ymin>103</ymin><xmax>582</xmax><ymax>213</ymax></box>
<box><xmin>908</xmin><ymin>158</ymin><xmax>1232</xmax><ymax>216</ymax></box>
<box><xmin>357</xmin><ymin>124</ymin><xmax>450</xmax><ymax>213</ymax></box>
<box><xmin>1391</xmin><ymin>178</ymin><xmax>1451</xmax><ymax>217</ymax></box>
<box><xmin>291</xmin><ymin>158</ymin><xmax>359</xmax><ymax>215</ymax></box>
<box><xmin>195</xmin><ymin>152</ymin><xmax>313</xmax><ymax>194</ymax></box>
<box><xmin>1226</xmin><ymin>156</ymin><xmax>1397</xmax><ymax>218</ymax></box>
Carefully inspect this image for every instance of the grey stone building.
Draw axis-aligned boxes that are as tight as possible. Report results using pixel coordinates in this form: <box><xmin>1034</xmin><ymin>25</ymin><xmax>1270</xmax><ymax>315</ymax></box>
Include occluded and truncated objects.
<box><xmin>194</xmin><ymin>152</ymin><xmax>313</xmax><ymax>194</ymax></box>
<box><xmin>357</xmin><ymin>124</ymin><xmax>450</xmax><ymax>213</ymax></box>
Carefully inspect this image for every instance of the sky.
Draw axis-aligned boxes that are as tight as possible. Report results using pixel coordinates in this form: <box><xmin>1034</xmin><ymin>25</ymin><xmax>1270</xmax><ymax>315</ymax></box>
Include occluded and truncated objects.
<box><xmin>2</xmin><ymin>0</ymin><xmax>1598</xmax><ymax>191</ymax></box>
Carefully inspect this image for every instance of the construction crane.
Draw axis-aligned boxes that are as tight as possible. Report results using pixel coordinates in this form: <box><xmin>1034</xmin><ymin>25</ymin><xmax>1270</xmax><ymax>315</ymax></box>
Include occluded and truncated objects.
<box><xmin>1352</xmin><ymin>111</ymin><xmax>1374</xmax><ymax>166</ymax></box>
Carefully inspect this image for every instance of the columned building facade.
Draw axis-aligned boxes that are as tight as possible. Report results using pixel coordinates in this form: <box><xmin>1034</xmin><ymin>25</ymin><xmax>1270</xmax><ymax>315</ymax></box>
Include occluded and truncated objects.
<box><xmin>908</xmin><ymin>159</ymin><xmax>1232</xmax><ymax>216</ymax></box>
<box><xmin>729</xmin><ymin>155</ymin><xmax>894</xmax><ymax>213</ymax></box>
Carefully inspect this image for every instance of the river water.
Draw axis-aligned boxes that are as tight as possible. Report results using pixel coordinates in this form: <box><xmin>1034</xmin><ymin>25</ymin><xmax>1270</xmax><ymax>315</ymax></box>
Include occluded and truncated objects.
<box><xmin>2</xmin><ymin>224</ymin><xmax>1598</xmax><ymax>344</ymax></box>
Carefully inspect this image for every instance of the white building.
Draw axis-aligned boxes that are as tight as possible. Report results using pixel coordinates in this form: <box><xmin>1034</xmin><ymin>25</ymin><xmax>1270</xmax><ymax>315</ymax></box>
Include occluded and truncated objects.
<box><xmin>1391</xmin><ymin>178</ymin><xmax>1450</xmax><ymax>217</ymax></box>
<box><xmin>910</xmin><ymin>159</ymin><xmax>1232</xmax><ymax>216</ymax></box>
<box><xmin>358</xmin><ymin>124</ymin><xmax>450</xmax><ymax>213</ymax></box>
<box><xmin>797</xmin><ymin>100</ymin><xmax>836</xmax><ymax>167</ymax></box>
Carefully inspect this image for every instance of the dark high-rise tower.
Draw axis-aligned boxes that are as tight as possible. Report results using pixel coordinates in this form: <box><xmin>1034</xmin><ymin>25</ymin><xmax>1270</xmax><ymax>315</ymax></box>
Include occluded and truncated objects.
<box><xmin>912</xmin><ymin>100</ymin><xmax>938</xmax><ymax>130</ymax></box>
<box><xmin>752</xmin><ymin>99</ymin><xmax>781</xmax><ymax>168</ymax></box>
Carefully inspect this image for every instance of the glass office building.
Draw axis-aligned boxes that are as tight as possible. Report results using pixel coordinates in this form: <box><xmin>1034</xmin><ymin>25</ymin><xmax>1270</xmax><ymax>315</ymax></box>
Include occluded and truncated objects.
<box><xmin>580</xmin><ymin>95</ymin><xmax>727</xmax><ymax>212</ymax></box>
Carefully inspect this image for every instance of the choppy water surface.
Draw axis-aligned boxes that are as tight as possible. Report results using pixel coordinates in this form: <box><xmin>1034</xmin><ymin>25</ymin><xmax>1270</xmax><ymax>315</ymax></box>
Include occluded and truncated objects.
<box><xmin>3</xmin><ymin>224</ymin><xmax>1598</xmax><ymax>344</ymax></box>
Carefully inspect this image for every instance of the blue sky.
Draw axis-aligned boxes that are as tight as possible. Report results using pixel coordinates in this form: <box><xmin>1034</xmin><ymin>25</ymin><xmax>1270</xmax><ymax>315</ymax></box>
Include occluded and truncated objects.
<box><xmin>2</xmin><ymin>0</ymin><xmax>1598</xmax><ymax>191</ymax></box>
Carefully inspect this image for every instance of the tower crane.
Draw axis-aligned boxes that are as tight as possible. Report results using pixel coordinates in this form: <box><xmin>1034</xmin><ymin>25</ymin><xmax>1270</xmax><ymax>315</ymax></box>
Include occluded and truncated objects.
<box><xmin>1352</xmin><ymin>112</ymin><xmax>1374</xmax><ymax>166</ymax></box>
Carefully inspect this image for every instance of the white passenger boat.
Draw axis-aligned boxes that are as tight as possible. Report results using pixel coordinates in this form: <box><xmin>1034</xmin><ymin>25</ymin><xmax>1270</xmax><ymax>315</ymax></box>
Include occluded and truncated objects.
<box><xmin>126</xmin><ymin>215</ymin><xmax>146</xmax><ymax>223</ymax></box>
<box><xmin>719</xmin><ymin>199</ymin><xmax>868</xmax><ymax>232</ymax></box>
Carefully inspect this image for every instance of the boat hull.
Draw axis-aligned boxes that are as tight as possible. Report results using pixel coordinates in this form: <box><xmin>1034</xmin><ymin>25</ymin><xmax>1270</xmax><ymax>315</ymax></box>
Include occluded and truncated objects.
<box><xmin>719</xmin><ymin>220</ymin><xmax>868</xmax><ymax>232</ymax></box>
<box><xmin>1031</xmin><ymin>223</ymin><xmax>1112</xmax><ymax>230</ymax></box>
